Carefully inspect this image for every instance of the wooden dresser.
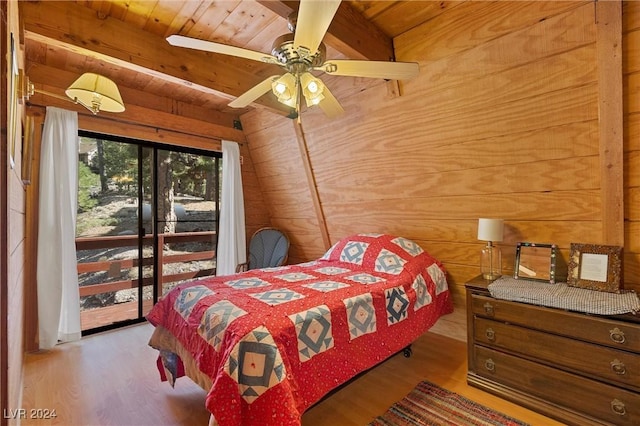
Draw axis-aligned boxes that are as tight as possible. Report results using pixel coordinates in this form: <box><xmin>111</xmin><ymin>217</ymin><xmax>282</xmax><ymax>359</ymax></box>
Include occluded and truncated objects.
<box><xmin>465</xmin><ymin>275</ymin><xmax>640</xmax><ymax>426</ymax></box>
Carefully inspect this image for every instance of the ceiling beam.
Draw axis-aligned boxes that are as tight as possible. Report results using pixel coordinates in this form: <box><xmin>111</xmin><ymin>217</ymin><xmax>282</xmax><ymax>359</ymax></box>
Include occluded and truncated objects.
<box><xmin>19</xmin><ymin>1</ymin><xmax>291</xmax><ymax>115</ymax></box>
<box><xmin>27</xmin><ymin>82</ymin><xmax>245</xmax><ymax>143</ymax></box>
<box><xmin>257</xmin><ymin>1</ymin><xmax>395</xmax><ymax>61</ymax></box>
<box><xmin>24</xmin><ymin>61</ymin><xmax>239</xmax><ymax>129</ymax></box>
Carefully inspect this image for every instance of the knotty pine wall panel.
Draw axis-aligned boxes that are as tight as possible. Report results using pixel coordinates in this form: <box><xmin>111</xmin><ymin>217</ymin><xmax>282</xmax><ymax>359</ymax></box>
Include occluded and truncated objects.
<box><xmin>241</xmin><ymin>1</ymin><xmax>628</xmax><ymax>341</ymax></box>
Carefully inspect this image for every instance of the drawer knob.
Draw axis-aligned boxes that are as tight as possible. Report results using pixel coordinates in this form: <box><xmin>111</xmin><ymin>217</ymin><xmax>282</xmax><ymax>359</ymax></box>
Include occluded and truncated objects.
<box><xmin>611</xmin><ymin>399</ymin><xmax>626</xmax><ymax>416</ymax></box>
<box><xmin>483</xmin><ymin>302</ymin><xmax>494</xmax><ymax>316</ymax></box>
<box><xmin>484</xmin><ymin>358</ymin><xmax>495</xmax><ymax>373</ymax></box>
<box><xmin>485</xmin><ymin>328</ymin><xmax>496</xmax><ymax>342</ymax></box>
<box><xmin>610</xmin><ymin>359</ymin><xmax>626</xmax><ymax>375</ymax></box>
<box><xmin>609</xmin><ymin>327</ymin><xmax>626</xmax><ymax>344</ymax></box>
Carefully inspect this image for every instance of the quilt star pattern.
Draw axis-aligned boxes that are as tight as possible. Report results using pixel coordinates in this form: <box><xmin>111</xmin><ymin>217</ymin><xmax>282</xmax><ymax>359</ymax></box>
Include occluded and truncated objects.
<box><xmin>225</xmin><ymin>326</ymin><xmax>286</xmax><ymax>404</ymax></box>
<box><xmin>147</xmin><ymin>233</ymin><xmax>453</xmax><ymax>426</ymax></box>
<box><xmin>344</xmin><ymin>293</ymin><xmax>376</xmax><ymax>340</ymax></box>
<box><xmin>289</xmin><ymin>305</ymin><xmax>334</xmax><ymax>362</ymax></box>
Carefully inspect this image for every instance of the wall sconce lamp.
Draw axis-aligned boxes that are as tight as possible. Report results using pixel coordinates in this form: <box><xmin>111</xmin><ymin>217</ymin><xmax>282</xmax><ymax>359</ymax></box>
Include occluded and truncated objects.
<box><xmin>477</xmin><ymin>218</ymin><xmax>504</xmax><ymax>280</ymax></box>
<box><xmin>22</xmin><ymin>72</ymin><xmax>125</xmax><ymax>115</ymax></box>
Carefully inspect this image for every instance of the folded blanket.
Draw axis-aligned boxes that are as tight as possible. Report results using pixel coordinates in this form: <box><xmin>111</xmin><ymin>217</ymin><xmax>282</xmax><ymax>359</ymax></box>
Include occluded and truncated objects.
<box><xmin>488</xmin><ymin>276</ymin><xmax>640</xmax><ymax>315</ymax></box>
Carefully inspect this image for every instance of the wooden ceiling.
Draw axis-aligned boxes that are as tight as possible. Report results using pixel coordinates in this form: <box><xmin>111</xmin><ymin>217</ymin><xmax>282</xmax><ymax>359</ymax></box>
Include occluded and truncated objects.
<box><xmin>20</xmin><ymin>1</ymin><xmax>455</xmax><ymax>124</ymax></box>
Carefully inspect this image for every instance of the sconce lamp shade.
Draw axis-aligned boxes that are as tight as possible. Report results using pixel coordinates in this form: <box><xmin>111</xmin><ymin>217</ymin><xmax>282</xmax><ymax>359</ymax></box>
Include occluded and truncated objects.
<box><xmin>477</xmin><ymin>218</ymin><xmax>504</xmax><ymax>242</ymax></box>
<box><xmin>65</xmin><ymin>73</ymin><xmax>125</xmax><ymax>114</ymax></box>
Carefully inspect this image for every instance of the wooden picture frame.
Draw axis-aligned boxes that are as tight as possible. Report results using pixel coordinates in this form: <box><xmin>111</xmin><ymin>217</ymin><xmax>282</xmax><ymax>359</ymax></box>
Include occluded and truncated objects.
<box><xmin>567</xmin><ymin>243</ymin><xmax>623</xmax><ymax>293</ymax></box>
<box><xmin>514</xmin><ymin>242</ymin><xmax>557</xmax><ymax>284</ymax></box>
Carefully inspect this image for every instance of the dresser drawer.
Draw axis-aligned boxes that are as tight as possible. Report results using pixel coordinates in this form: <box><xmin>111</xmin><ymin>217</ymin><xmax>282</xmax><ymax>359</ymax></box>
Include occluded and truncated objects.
<box><xmin>474</xmin><ymin>345</ymin><xmax>640</xmax><ymax>425</ymax></box>
<box><xmin>471</xmin><ymin>294</ymin><xmax>640</xmax><ymax>352</ymax></box>
<box><xmin>474</xmin><ymin>317</ymin><xmax>640</xmax><ymax>390</ymax></box>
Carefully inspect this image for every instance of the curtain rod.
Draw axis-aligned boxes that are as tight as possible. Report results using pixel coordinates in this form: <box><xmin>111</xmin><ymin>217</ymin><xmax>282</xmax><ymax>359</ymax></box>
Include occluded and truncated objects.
<box><xmin>26</xmin><ymin>102</ymin><xmax>243</xmax><ymax>146</ymax></box>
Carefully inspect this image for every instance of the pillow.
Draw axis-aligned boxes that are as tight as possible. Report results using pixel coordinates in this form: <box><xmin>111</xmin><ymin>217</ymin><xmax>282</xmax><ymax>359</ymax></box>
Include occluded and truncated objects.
<box><xmin>320</xmin><ymin>233</ymin><xmax>426</xmax><ymax>275</ymax></box>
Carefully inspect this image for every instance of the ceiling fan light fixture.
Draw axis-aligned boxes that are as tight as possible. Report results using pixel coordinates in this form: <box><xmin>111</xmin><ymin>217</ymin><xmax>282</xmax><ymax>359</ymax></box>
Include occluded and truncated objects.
<box><xmin>271</xmin><ymin>73</ymin><xmax>298</xmax><ymax>104</ymax></box>
<box><xmin>306</xmin><ymin>92</ymin><xmax>324</xmax><ymax>107</ymax></box>
<box><xmin>274</xmin><ymin>82</ymin><xmax>287</xmax><ymax>95</ymax></box>
<box><xmin>300</xmin><ymin>72</ymin><xmax>325</xmax><ymax>107</ymax></box>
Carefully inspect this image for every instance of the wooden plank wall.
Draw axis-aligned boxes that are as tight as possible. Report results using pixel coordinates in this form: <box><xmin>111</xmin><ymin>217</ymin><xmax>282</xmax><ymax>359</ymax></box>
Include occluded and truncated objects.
<box><xmin>242</xmin><ymin>113</ymin><xmax>329</xmax><ymax>264</ymax></box>
<box><xmin>242</xmin><ymin>1</ymin><xmax>640</xmax><ymax>341</ymax></box>
<box><xmin>3</xmin><ymin>1</ymin><xmax>26</xmax><ymax>423</ymax></box>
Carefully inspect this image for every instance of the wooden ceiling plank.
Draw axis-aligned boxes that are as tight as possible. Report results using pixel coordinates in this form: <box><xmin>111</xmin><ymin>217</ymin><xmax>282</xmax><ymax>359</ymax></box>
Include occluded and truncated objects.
<box><xmin>166</xmin><ymin>0</ymin><xmax>216</xmax><ymax>37</ymax></box>
<box><xmin>217</xmin><ymin>1</ymin><xmax>281</xmax><ymax>47</ymax></box>
<box><xmin>142</xmin><ymin>0</ymin><xmax>189</xmax><ymax>36</ymax></box>
<box><xmin>246</xmin><ymin>17</ymin><xmax>290</xmax><ymax>56</ymax></box>
<box><xmin>87</xmin><ymin>0</ymin><xmax>115</xmax><ymax>20</ymax></box>
<box><xmin>258</xmin><ymin>0</ymin><xmax>394</xmax><ymax>61</ymax></box>
<box><xmin>185</xmin><ymin>1</ymin><xmax>241</xmax><ymax>41</ymax></box>
<box><xmin>117</xmin><ymin>0</ymin><xmax>157</xmax><ymax>28</ymax></box>
<box><xmin>20</xmin><ymin>0</ymin><xmax>289</xmax><ymax>114</ymax></box>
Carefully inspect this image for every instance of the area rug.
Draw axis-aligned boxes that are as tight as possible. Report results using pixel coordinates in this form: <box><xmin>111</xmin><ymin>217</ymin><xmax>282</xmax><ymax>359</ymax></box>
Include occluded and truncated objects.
<box><xmin>369</xmin><ymin>380</ymin><xmax>529</xmax><ymax>426</ymax></box>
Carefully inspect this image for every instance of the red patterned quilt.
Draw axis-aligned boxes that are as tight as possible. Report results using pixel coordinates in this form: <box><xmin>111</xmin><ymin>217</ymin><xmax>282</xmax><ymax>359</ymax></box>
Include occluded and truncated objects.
<box><xmin>146</xmin><ymin>233</ymin><xmax>453</xmax><ymax>426</ymax></box>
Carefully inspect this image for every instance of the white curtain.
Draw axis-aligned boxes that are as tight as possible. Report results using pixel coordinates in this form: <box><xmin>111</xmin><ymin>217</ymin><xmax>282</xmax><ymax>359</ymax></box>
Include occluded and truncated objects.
<box><xmin>37</xmin><ymin>107</ymin><xmax>81</xmax><ymax>349</ymax></box>
<box><xmin>216</xmin><ymin>140</ymin><xmax>246</xmax><ymax>276</ymax></box>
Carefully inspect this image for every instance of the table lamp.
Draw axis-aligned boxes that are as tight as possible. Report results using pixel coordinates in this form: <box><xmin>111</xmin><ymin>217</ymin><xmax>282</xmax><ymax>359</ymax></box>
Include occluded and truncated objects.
<box><xmin>477</xmin><ymin>218</ymin><xmax>504</xmax><ymax>280</ymax></box>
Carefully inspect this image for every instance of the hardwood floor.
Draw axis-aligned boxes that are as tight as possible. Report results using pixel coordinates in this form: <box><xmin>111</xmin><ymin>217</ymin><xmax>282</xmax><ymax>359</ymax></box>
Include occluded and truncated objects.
<box><xmin>22</xmin><ymin>323</ymin><xmax>565</xmax><ymax>426</ymax></box>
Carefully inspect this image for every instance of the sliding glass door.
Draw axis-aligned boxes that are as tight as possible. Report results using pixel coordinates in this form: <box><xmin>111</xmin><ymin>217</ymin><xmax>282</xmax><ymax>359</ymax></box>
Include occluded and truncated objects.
<box><xmin>76</xmin><ymin>132</ymin><xmax>220</xmax><ymax>334</ymax></box>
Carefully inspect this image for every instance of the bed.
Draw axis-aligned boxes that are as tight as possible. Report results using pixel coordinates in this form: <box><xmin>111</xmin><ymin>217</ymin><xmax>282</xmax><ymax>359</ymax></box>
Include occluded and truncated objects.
<box><xmin>146</xmin><ymin>233</ymin><xmax>453</xmax><ymax>426</ymax></box>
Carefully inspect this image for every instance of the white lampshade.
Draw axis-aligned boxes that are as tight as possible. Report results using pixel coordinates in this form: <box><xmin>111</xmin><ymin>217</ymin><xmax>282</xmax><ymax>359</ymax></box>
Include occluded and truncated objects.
<box><xmin>477</xmin><ymin>218</ymin><xmax>504</xmax><ymax>242</ymax></box>
<box><xmin>65</xmin><ymin>73</ymin><xmax>125</xmax><ymax>114</ymax></box>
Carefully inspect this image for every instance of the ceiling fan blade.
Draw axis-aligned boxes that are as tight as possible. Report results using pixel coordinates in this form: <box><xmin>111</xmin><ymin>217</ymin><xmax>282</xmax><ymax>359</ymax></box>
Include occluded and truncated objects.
<box><xmin>167</xmin><ymin>34</ymin><xmax>278</xmax><ymax>64</ymax></box>
<box><xmin>318</xmin><ymin>84</ymin><xmax>344</xmax><ymax>118</ymax></box>
<box><xmin>321</xmin><ymin>60</ymin><xmax>419</xmax><ymax>80</ymax></box>
<box><xmin>228</xmin><ymin>75</ymin><xmax>280</xmax><ymax>108</ymax></box>
<box><xmin>294</xmin><ymin>0</ymin><xmax>341</xmax><ymax>54</ymax></box>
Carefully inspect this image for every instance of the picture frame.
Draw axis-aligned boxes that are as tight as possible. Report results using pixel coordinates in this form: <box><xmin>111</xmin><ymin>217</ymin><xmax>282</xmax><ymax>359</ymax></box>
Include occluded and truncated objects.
<box><xmin>514</xmin><ymin>242</ymin><xmax>557</xmax><ymax>284</ymax></box>
<box><xmin>567</xmin><ymin>243</ymin><xmax>623</xmax><ymax>293</ymax></box>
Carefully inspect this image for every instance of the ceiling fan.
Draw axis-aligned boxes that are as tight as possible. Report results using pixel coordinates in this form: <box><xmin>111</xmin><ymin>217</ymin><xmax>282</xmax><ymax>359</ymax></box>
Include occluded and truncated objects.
<box><xmin>167</xmin><ymin>0</ymin><xmax>419</xmax><ymax>119</ymax></box>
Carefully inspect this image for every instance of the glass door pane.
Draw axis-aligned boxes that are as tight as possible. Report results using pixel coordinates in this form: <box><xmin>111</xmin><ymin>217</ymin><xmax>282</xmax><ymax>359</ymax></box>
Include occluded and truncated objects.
<box><xmin>76</xmin><ymin>136</ymin><xmax>147</xmax><ymax>331</ymax></box>
<box><xmin>156</xmin><ymin>149</ymin><xmax>219</xmax><ymax>297</ymax></box>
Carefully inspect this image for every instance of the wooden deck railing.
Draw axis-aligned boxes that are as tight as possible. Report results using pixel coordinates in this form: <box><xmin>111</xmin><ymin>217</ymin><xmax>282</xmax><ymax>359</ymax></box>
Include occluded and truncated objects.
<box><xmin>76</xmin><ymin>231</ymin><xmax>216</xmax><ymax>298</ymax></box>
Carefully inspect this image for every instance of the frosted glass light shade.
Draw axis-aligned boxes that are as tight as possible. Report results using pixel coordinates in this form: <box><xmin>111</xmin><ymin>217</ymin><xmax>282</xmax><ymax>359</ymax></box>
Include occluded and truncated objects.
<box><xmin>65</xmin><ymin>73</ymin><xmax>125</xmax><ymax>114</ymax></box>
<box><xmin>271</xmin><ymin>73</ymin><xmax>298</xmax><ymax>104</ymax></box>
<box><xmin>477</xmin><ymin>218</ymin><xmax>504</xmax><ymax>242</ymax></box>
<box><xmin>300</xmin><ymin>72</ymin><xmax>325</xmax><ymax>107</ymax></box>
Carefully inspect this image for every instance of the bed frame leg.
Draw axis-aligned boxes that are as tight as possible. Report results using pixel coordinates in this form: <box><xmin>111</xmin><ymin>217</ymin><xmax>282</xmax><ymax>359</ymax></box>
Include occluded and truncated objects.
<box><xmin>403</xmin><ymin>344</ymin><xmax>412</xmax><ymax>357</ymax></box>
